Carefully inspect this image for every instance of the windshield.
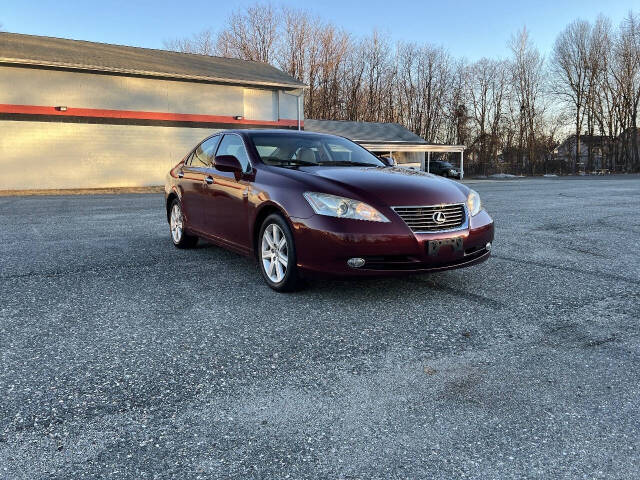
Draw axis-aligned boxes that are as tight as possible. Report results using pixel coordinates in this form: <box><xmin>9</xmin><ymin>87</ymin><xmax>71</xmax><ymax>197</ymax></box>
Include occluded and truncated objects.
<box><xmin>247</xmin><ymin>133</ymin><xmax>384</xmax><ymax>168</ymax></box>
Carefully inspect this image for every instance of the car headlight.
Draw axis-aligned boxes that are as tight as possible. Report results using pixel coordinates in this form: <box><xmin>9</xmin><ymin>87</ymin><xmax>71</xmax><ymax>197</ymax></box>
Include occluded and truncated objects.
<box><xmin>467</xmin><ymin>189</ymin><xmax>482</xmax><ymax>216</ymax></box>
<box><xmin>303</xmin><ymin>192</ymin><xmax>390</xmax><ymax>222</ymax></box>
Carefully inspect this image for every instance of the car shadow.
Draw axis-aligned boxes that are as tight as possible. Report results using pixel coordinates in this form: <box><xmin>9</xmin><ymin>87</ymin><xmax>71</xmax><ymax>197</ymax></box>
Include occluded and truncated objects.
<box><xmin>192</xmin><ymin>239</ymin><xmax>499</xmax><ymax>308</ymax></box>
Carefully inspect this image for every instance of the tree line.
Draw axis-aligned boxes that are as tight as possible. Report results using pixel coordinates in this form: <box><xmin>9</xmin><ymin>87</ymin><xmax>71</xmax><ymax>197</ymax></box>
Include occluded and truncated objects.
<box><xmin>165</xmin><ymin>5</ymin><xmax>640</xmax><ymax>174</ymax></box>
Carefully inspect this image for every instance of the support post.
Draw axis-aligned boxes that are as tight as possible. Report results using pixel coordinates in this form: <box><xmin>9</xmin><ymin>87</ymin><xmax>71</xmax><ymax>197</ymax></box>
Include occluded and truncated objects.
<box><xmin>427</xmin><ymin>151</ymin><xmax>431</xmax><ymax>173</ymax></box>
<box><xmin>460</xmin><ymin>150</ymin><xmax>464</xmax><ymax>180</ymax></box>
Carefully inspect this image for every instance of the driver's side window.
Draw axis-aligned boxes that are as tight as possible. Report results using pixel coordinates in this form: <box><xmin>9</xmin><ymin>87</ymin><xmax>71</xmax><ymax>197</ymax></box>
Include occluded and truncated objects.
<box><xmin>189</xmin><ymin>136</ymin><xmax>220</xmax><ymax>167</ymax></box>
<box><xmin>216</xmin><ymin>134</ymin><xmax>251</xmax><ymax>172</ymax></box>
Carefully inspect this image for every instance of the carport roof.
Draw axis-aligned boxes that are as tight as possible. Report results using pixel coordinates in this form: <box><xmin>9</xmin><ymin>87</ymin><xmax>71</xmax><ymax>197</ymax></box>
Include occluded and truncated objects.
<box><xmin>0</xmin><ymin>32</ymin><xmax>306</xmax><ymax>90</ymax></box>
<box><xmin>304</xmin><ymin>119</ymin><xmax>464</xmax><ymax>152</ymax></box>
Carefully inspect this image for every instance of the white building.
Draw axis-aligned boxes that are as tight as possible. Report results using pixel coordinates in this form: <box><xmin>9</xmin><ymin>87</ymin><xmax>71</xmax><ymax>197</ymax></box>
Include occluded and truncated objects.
<box><xmin>0</xmin><ymin>32</ymin><xmax>305</xmax><ymax>190</ymax></box>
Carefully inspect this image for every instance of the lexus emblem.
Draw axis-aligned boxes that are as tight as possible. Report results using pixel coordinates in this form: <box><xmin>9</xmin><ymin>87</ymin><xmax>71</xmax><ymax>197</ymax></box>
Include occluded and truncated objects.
<box><xmin>433</xmin><ymin>211</ymin><xmax>447</xmax><ymax>224</ymax></box>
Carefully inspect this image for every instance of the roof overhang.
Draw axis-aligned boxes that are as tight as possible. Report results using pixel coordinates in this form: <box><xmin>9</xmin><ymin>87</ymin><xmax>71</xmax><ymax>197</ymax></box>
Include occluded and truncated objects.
<box><xmin>359</xmin><ymin>142</ymin><xmax>465</xmax><ymax>153</ymax></box>
<box><xmin>0</xmin><ymin>57</ymin><xmax>308</xmax><ymax>90</ymax></box>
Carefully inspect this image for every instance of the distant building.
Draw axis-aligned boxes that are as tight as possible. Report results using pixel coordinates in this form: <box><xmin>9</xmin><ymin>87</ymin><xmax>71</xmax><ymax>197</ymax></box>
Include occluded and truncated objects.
<box><xmin>553</xmin><ymin>134</ymin><xmax>609</xmax><ymax>171</ymax></box>
<box><xmin>0</xmin><ymin>32</ymin><xmax>305</xmax><ymax>190</ymax></box>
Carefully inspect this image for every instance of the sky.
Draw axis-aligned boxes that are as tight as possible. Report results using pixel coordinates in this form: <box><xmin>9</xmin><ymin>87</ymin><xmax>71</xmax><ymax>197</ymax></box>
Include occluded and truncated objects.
<box><xmin>1</xmin><ymin>0</ymin><xmax>636</xmax><ymax>61</ymax></box>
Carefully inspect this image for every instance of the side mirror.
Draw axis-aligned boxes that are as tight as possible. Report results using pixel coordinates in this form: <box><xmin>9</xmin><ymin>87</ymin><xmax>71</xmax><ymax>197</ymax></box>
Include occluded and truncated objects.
<box><xmin>379</xmin><ymin>156</ymin><xmax>396</xmax><ymax>167</ymax></box>
<box><xmin>214</xmin><ymin>155</ymin><xmax>242</xmax><ymax>172</ymax></box>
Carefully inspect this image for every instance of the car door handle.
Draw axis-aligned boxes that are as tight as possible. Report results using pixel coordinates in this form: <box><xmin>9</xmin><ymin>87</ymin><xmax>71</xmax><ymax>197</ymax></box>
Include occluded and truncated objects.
<box><xmin>204</xmin><ymin>176</ymin><xmax>214</xmax><ymax>185</ymax></box>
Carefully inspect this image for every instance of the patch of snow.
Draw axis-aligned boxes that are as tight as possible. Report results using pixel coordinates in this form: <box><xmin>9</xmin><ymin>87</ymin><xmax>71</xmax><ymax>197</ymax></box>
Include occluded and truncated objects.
<box><xmin>488</xmin><ymin>173</ymin><xmax>524</xmax><ymax>179</ymax></box>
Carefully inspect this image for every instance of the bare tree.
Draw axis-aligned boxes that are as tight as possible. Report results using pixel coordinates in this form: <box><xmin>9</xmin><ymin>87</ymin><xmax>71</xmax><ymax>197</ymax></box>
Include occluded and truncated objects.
<box><xmin>612</xmin><ymin>12</ymin><xmax>640</xmax><ymax>171</ymax></box>
<box><xmin>312</xmin><ymin>23</ymin><xmax>350</xmax><ymax>119</ymax></box>
<box><xmin>395</xmin><ymin>42</ymin><xmax>452</xmax><ymax>143</ymax></box>
<box><xmin>447</xmin><ymin>59</ymin><xmax>470</xmax><ymax>147</ymax></box>
<box><xmin>341</xmin><ymin>37</ymin><xmax>368</xmax><ymax>120</ymax></box>
<box><xmin>162</xmin><ymin>3</ymin><xmax>640</xmax><ymax>174</ymax></box>
<box><xmin>584</xmin><ymin>16</ymin><xmax>612</xmax><ymax>170</ymax></box>
<box><xmin>163</xmin><ymin>29</ymin><xmax>216</xmax><ymax>55</ymax></box>
<box><xmin>551</xmin><ymin>20</ymin><xmax>591</xmax><ymax>172</ymax></box>
<box><xmin>466</xmin><ymin>58</ymin><xmax>508</xmax><ymax>174</ymax></box>
<box><xmin>510</xmin><ymin>27</ymin><xmax>545</xmax><ymax>174</ymax></box>
<box><xmin>277</xmin><ymin>7</ymin><xmax>314</xmax><ymax>81</ymax></box>
<box><xmin>215</xmin><ymin>3</ymin><xmax>280</xmax><ymax>63</ymax></box>
<box><xmin>359</xmin><ymin>30</ymin><xmax>391</xmax><ymax>122</ymax></box>
<box><xmin>589</xmin><ymin>17</ymin><xmax>620</xmax><ymax>170</ymax></box>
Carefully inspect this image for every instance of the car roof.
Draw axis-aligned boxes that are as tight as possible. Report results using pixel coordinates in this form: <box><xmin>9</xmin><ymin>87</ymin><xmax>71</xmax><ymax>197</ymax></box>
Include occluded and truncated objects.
<box><xmin>196</xmin><ymin>129</ymin><xmax>341</xmax><ymax>149</ymax></box>
<box><xmin>230</xmin><ymin>129</ymin><xmax>337</xmax><ymax>138</ymax></box>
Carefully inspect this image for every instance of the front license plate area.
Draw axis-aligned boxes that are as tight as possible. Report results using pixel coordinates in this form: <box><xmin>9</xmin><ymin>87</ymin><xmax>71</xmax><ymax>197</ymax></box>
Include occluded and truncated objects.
<box><xmin>427</xmin><ymin>237</ymin><xmax>464</xmax><ymax>256</ymax></box>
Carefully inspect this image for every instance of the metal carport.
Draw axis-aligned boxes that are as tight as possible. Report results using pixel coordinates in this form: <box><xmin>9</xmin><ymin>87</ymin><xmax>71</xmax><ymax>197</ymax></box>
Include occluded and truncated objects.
<box><xmin>304</xmin><ymin>119</ymin><xmax>466</xmax><ymax>178</ymax></box>
<box><xmin>357</xmin><ymin>142</ymin><xmax>466</xmax><ymax>179</ymax></box>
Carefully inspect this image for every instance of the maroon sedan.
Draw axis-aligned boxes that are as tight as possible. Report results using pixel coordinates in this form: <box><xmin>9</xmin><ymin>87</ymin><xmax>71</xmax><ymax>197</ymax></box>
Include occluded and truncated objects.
<box><xmin>165</xmin><ymin>130</ymin><xmax>493</xmax><ymax>291</ymax></box>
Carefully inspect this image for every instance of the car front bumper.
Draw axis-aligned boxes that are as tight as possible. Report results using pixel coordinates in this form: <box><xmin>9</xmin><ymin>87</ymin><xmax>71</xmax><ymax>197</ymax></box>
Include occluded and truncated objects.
<box><xmin>291</xmin><ymin>210</ymin><xmax>494</xmax><ymax>277</ymax></box>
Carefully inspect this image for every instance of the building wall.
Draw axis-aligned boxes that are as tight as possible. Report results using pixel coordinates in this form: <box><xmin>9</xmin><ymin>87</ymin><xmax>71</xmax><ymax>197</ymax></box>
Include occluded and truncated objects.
<box><xmin>0</xmin><ymin>120</ymin><xmax>220</xmax><ymax>189</ymax></box>
<box><xmin>0</xmin><ymin>66</ymin><xmax>304</xmax><ymax>190</ymax></box>
<box><xmin>0</xmin><ymin>66</ymin><xmax>246</xmax><ymax>116</ymax></box>
<box><xmin>278</xmin><ymin>90</ymin><xmax>302</xmax><ymax>123</ymax></box>
<box><xmin>0</xmin><ymin>66</ymin><xmax>303</xmax><ymax>120</ymax></box>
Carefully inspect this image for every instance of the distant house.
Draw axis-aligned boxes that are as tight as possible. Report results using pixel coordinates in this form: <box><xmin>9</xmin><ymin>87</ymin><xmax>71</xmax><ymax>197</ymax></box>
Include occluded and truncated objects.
<box><xmin>304</xmin><ymin>119</ymin><xmax>466</xmax><ymax>177</ymax></box>
<box><xmin>553</xmin><ymin>135</ymin><xmax>609</xmax><ymax>171</ymax></box>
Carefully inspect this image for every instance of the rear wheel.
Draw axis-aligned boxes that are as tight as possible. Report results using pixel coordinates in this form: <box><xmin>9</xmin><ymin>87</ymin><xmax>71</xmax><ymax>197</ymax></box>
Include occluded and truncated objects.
<box><xmin>258</xmin><ymin>214</ymin><xmax>302</xmax><ymax>292</ymax></box>
<box><xmin>169</xmin><ymin>199</ymin><xmax>198</xmax><ymax>249</ymax></box>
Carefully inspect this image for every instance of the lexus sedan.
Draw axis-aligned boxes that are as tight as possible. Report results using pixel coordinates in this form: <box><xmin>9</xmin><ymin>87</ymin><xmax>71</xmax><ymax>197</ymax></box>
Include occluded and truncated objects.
<box><xmin>165</xmin><ymin>130</ymin><xmax>494</xmax><ymax>291</ymax></box>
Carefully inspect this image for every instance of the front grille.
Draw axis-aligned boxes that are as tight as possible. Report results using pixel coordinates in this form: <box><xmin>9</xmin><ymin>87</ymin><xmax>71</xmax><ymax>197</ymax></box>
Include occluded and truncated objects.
<box><xmin>392</xmin><ymin>203</ymin><xmax>466</xmax><ymax>232</ymax></box>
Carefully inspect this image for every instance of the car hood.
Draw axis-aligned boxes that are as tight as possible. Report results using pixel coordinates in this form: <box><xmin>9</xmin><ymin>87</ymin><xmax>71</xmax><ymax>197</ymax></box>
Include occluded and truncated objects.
<box><xmin>297</xmin><ymin>166</ymin><xmax>469</xmax><ymax>207</ymax></box>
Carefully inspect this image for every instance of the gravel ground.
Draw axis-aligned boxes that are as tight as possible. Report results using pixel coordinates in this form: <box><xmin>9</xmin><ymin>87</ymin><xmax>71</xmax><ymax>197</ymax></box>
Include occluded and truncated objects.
<box><xmin>1</xmin><ymin>176</ymin><xmax>639</xmax><ymax>479</ymax></box>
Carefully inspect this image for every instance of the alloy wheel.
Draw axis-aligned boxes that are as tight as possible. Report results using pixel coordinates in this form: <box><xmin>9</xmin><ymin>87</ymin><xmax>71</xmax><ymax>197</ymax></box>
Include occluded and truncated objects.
<box><xmin>170</xmin><ymin>203</ymin><xmax>183</xmax><ymax>244</ymax></box>
<box><xmin>261</xmin><ymin>223</ymin><xmax>288</xmax><ymax>283</ymax></box>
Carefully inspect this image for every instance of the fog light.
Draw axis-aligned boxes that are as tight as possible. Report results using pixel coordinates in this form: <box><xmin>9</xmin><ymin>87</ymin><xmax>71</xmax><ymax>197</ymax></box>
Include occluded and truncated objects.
<box><xmin>486</xmin><ymin>242</ymin><xmax>492</xmax><ymax>252</ymax></box>
<box><xmin>347</xmin><ymin>257</ymin><xmax>365</xmax><ymax>268</ymax></box>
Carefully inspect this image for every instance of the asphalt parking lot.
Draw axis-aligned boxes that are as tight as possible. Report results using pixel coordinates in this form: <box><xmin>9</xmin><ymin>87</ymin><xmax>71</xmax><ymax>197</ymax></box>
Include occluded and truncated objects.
<box><xmin>1</xmin><ymin>176</ymin><xmax>639</xmax><ymax>479</ymax></box>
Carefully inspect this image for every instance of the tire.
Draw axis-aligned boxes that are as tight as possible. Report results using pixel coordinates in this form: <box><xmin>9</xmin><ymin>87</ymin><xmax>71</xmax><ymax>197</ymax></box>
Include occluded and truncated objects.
<box><xmin>169</xmin><ymin>198</ymin><xmax>198</xmax><ymax>249</ymax></box>
<box><xmin>258</xmin><ymin>214</ymin><xmax>302</xmax><ymax>292</ymax></box>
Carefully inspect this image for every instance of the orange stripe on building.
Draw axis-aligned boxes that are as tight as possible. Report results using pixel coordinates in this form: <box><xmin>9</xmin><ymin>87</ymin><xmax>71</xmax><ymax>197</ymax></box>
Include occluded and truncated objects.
<box><xmin>0</xmin><ymin>104</ymin><xmax>303</xmax><ymax>127</ymax></box>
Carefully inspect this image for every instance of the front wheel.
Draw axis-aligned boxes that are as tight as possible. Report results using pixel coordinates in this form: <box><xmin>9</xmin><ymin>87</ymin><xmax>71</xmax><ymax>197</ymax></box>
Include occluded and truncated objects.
<box><xmin>258</xmin><ymin>214</ymin><xmax>302</xmax><ymax>292</ymax></box>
